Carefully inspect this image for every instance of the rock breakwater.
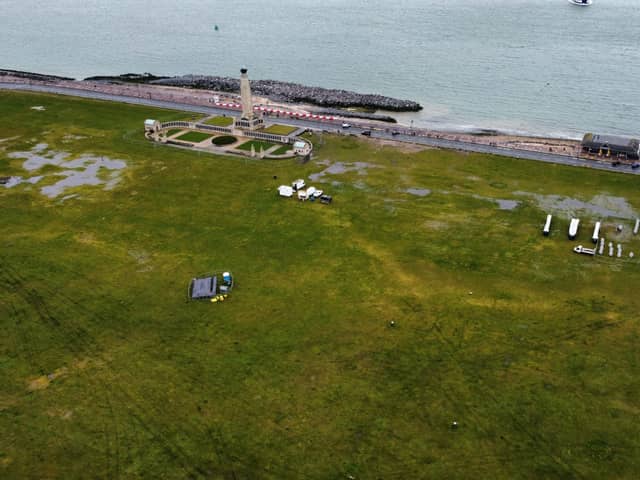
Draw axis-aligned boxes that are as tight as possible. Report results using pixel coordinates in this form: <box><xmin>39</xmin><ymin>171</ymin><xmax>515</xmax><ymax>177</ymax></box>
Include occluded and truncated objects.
<box><xmin>149</xmin><ymin>75</ymin><xmax>422</xmax><ymax>112</ymax></box>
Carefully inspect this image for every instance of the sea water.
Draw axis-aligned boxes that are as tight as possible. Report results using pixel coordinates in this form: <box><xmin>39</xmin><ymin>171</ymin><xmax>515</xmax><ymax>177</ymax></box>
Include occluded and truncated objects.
<box><xmin>2</xmin><ymin>0</ymin><xmax>639</xmax><ymax>137</ymax></box>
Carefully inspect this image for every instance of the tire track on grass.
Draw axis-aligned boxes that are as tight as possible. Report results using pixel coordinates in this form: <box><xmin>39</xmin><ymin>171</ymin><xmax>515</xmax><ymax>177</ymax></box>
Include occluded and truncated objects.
<box><xmin>0</xmin><ymin>261</ymin><xmax>224</xmax><ymax>479</ymax></box>
<box><xmin>349</xmin><ymin>236</ymin><xmax>584</xmax><ymax>478</ymax></box>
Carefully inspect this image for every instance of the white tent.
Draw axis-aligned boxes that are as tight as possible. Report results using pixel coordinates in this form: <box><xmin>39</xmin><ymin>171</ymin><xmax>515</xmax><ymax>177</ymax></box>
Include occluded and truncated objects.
<box><xmin>278</xmin><ymin>185</ymin><xmax>293</xmax><ymax>197</ymax></box>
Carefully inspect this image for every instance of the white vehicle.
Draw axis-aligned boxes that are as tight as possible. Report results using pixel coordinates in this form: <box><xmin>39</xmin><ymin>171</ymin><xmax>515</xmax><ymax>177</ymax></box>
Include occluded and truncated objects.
<box><xmin>312</xmin><ymin>189</ymin><xmax>323</xmax><ymax>198</ymax></box>
<box><xmin>278</xmin><ymin>185</ymin><xmax>293</xmax><ymax>197</ymax></box>
<box><xmin>568</xmin><ymin>218</ymin><xmax>580</xmax><ymax>240</ymax></box>
<box><xmin>341</xmin><ymin>123</ymin><xmax>351</xmax><ymax>129</ymax></box>
<box><xmin>297</xmin><ymin>189</ymin><xmax>308</xmax><ymax>201</ymax></box>
<box><xmin>292</xmin><ymin>179</ymin><xmax>306</xmax><ymax>191</ymax></box>
<box><xmin>306</xmin><ymin>186</ymin><xmax>316</xmax><ymax>197</ymax></box>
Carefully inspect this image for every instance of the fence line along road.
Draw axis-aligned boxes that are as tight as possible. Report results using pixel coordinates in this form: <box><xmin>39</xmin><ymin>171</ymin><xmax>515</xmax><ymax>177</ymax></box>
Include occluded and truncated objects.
<box><xmin>2</xmin><ymin>82</ymin><xmax>638</xmax><ymax>176</ymax></box>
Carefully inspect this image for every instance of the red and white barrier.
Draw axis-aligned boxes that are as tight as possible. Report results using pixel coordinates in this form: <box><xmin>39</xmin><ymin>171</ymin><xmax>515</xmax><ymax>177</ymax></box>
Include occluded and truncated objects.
<box><xmin>212</xmin><ymin>102</ymin><xmax>335</xmax><ymax>121</ymax></box>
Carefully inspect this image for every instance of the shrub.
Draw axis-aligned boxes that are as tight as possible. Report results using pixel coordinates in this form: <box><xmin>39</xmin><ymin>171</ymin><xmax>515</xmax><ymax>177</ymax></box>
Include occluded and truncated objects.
<box><xmin>212</xmin><ymin>135</ymin><xmax>237</xmax><ymax>146</ymax></box>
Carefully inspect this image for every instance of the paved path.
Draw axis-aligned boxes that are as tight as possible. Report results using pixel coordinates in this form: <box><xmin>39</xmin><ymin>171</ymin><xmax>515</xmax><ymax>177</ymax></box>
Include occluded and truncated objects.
<box><xmin>2</xmin><ymin>82</ymin><xmax>638</xmax><ymax>176</ymax></box>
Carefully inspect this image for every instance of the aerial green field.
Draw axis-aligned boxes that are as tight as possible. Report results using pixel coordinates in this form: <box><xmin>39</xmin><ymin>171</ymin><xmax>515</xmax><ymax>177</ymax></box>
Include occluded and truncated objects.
<box><xmin>175</xmin><ymin>131</ymin><xmax>215</xmax><ymax>143</ymax></box>
<box><xmin>1</xmin><ymin>91</ymin><xmax>640</xmax><ymax>479</ymax></box>
<box><xmin>203</xmin><ymin>116</ymin><xmax>234</xmax><ymax>127</ymax></box>
<box><xmin>262</xmin><ymin>124</ymin><xmax>298</xmax><ymax>136</ymax></box>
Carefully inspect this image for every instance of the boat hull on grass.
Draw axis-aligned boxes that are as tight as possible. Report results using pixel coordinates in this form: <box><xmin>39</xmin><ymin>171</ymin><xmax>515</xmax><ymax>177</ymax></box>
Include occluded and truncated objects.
<box><xmin>569</xmin><ymin>218</ymin><xmax>580</xmax><ymax>240</ymax></box>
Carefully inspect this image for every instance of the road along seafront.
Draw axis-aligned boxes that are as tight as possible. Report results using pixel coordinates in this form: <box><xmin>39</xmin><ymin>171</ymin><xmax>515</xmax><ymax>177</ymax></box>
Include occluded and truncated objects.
<box><xmin>1</xmin><ymin>72</ymin><xmax>637</xmax><ymax>176</ymax></box>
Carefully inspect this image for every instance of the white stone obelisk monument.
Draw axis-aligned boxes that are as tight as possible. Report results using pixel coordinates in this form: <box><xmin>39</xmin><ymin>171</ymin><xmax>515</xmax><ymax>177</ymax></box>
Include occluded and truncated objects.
<box><xmin>235</xmin><ymin>67</ymin><xmax>263</xmax><ymax>130</ymax></box>
<box><xmin>240</xmin><ymin>67</ymin><xmax>253</xmax><ymax>120</ymax></box>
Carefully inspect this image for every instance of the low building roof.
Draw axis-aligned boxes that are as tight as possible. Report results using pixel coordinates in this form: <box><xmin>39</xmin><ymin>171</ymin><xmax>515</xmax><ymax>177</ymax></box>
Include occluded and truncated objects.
<box><xmin>582</xmin><ymin>133</ymin><xmax>639</xmax><ymax>150</ymax></box>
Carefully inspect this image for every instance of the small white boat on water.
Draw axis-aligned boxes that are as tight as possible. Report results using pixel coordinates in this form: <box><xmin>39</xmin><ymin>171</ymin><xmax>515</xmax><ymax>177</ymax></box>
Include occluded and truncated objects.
<box><xmin>568</xmin><ymin>0</ymin><xmax>592</xmax><ymax>5</ymax></box>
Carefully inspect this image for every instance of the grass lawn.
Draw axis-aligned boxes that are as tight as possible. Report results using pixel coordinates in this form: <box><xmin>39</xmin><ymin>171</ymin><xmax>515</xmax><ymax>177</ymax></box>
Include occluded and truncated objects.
<box><xmin>2</xmin><ymin>90</ymin><xmax>640</xmax><ymax>479</ymax></box>
<box><xmin>202</xmin><ymin>116</ymin><xmax>233</xmax><ymax>127</ymax></box>
<box><xmin>262</xmin><ymin>124</ymin><xmax>297</xmax><ymax>136</ymax></box>
<box><xmin>236</xmin><ymin>139</ymin><xmax>276</xmax><ymax>152</ymax></box>
<box><xmin>271</xmin><ymin>145</ymin><xmax>292</xmax><ymax>155</ymax></box>
<box><xmin>166</xmin><ymin>128</ymin><xmax>183</xmax><ymax>137</ymax></box>
<box><xmin>175</xmin><ymin>130</ymin><xmax>214</xmax><ymax>143</ymax></box>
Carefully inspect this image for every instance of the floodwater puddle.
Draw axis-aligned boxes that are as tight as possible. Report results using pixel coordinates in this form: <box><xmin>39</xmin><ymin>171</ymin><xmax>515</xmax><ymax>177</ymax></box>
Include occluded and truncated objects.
<box><xmin>496</xmin><ymin>199</ymin><xmax>520</xmax><ymax>210</ymax></box>
<box><xmin>309</xmin><ymin>161</ymin><xmax>382</xmax><ymax>182</ymax></box>
<box><xmin>514</xmin><ymin>191</ymin><xmax>637</xmax><ymax>219</ymax></box>
<box><xmin>6</xmin><ymin>143</ymin><xmax>126</xmax><ymax>198</ymax></box>
<box><xmin>405</xmin><ymin>187</ymin><xmax>431</xmax><ymax>197</ymax></box>
<box><xmin>2</xmin><ymin>176</ymin><xmax>43</xmax><ymax>188</ymax></box>
<box><xmin>472</xmin><ymin>194</ymin><xmax>520</xmax><ymax>210</ymax></box>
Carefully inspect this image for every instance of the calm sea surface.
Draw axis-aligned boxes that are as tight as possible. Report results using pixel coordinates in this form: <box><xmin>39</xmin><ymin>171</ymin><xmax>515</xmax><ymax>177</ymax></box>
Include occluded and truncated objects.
<box><xmin>2</xmin><ymin>0</ymin><xmax>639</xmax><ymax>137</ymax></box>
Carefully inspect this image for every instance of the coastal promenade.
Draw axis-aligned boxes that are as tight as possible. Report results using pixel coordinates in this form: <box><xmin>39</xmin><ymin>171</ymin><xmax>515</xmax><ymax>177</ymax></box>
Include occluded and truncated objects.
<box><xmin>2</xmin><ymin>81</ymin><xmax>638</xmax><ymax>176</ymax></box>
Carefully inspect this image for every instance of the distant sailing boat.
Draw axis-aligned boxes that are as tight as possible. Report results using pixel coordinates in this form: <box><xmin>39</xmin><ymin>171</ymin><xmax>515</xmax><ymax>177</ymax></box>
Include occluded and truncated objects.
<box><xmin>568</xmin><ymin>0</ymin><xmax>592</xmax><ymax>5</ymax></box>
<box><xmin>214</xmin><ymin>25</ymin><xmax>219</xmax><ymax>31</ymax></box>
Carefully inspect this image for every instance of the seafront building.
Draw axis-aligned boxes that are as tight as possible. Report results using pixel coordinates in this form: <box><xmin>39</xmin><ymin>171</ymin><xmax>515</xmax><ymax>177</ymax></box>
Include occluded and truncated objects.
<box><xmin>581</xmin><ymin>133</ymin><xmax>640</xmax><ymax>159</ymax></box>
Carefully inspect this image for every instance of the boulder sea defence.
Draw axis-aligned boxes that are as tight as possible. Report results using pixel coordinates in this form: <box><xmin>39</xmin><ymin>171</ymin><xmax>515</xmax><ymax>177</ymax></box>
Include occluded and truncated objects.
<box><xmin>146</xmin><ymin>74</ymin><xmax>422</xmax><ymax>112</ymax></box>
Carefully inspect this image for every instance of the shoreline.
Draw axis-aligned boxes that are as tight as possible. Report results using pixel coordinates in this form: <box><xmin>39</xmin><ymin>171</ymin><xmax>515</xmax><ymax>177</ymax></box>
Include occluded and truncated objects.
<box><xmin>0</xmin><ymin>68</ymin><xmax>581</xmax><ymax>144</ymax></box>
<box><xmin>3</xmin><ymin>80</ymin><xmax>639</xmax><ymax>176</ymax></box>
<box><xmin>0</xmin><ymin>68</ymin><xmax>609</xmax><ymax>162</ymax></box>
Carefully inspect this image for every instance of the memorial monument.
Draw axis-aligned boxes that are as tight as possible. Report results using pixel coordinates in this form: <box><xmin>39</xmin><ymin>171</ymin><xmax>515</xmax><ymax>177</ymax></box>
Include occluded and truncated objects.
<box><xmin>234</xmin><ymin>67</ymin><xmax>264</xmax><ymax>130</ymax></box>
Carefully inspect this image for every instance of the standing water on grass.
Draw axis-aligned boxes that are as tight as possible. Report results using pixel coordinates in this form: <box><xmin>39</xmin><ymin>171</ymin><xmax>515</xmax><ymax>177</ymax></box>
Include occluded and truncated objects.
<box><xmin>1</xmin><ymin>0</ymin><xmax>639</xmax><ymax>137</ymax></box>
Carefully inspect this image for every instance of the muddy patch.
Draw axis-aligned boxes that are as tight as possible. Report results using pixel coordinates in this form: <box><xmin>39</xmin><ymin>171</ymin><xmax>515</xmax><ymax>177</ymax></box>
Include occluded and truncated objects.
<box><xmin>405</xmin><ymin>187</ymin><xmax>431</xmax><ymax>197</ymax></box>
<box><xmin>309</xmin><ymin>161</ymin><xmax>382</xmax><ymax>182</ymax></box>
<box><xmin>515</xmin><ymin>192</ymin><xmax>637</xmax><ymax>219</ymax></box>
<box><xmin>27</xmin><ymin>367</ymin><xmax>68</xmax><ymax>391</ymax></box>
<box><xmin>7</xmin><ymin>143</ymin><xmax>126</xmax><ymax>198</ymax></box>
